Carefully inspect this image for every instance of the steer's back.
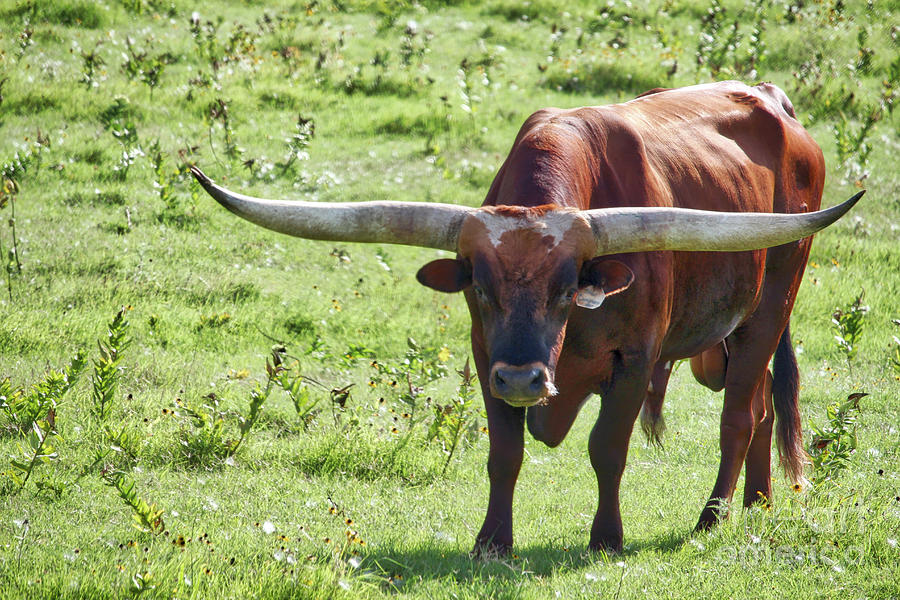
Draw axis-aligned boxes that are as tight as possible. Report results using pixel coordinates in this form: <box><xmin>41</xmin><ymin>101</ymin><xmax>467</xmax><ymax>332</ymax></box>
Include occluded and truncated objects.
<box><xmin>490</xmin><ymin>81</ymin><xmax>826</xmax><ymax>365</ymax></box>
<box><xmin>612</xmin><ymin>81</ymin><xmax>825</xmax><ymax>215</ymax></box>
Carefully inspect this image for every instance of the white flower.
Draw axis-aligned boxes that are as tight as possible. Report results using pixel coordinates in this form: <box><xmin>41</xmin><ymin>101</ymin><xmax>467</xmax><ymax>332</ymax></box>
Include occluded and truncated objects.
<box><xmin>433</xmin><ymin>531</ymin><xmax>455</xmax><ymax>542</ymax></box>
<box><xmin>262</xmin><ymin>520</ymin><xmax>275</xmax><ymax>534</ymax></box>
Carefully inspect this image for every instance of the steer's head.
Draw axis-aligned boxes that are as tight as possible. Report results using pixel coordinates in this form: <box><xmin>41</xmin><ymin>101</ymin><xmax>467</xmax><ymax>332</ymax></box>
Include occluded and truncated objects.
<box><xmin>189</xmin><ymin>165</ymin><xmax>862</xmax><ymax>407</ymax></box>
<box><xmin>416</xmin><ymin>207</ymin><xmax>633</xmax><ymax>406</ymax></box>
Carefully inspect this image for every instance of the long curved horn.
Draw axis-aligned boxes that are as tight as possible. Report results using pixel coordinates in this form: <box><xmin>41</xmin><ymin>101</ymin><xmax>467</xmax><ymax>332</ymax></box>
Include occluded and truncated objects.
<box><xmin>190</xmin><ymin>166</ymin><xmax>473</xmax><ymax>252</ymax></box>
<box><xmin>587</xmin><ymin>191</ymin><xmax>864</xmax><ymax>255</ymax></box>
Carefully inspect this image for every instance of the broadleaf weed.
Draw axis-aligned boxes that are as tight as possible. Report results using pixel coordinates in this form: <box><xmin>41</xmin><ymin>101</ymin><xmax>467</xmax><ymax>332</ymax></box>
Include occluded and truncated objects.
<box><xmin>832</xmin><ymin>291</ymin><xmax>868</xmax><ymax>376</ymax></box>
<box><xmin>101</xmin><ymin>469</ymin><xmax>166</xmax><ymax>535</ymax></box>
<box><xmin>809</xmin><ymin>392</ymin><xmax>866</xmax><ymax>484</ymax></box>
<box><xmin>122</xmin><ymin>36</ymin><xmax>172</xmax><ymax>99</ymax></box>
<box><xmin>80</xmin><ymin>40</ymin><xmax>105</xmax><ymax>89</ymax></box>
<box><xmin>91</xmin><ymin>307</ymin><xmax>132</xmax><ymax>420</ymax></box>
<box><xmin>427</xmin><ymin>358</ymin><xmax>483</xmax><ymax>475</ymax></box>
<box><xmin>9</xmin><ymin>420</ymin><xmax>59</xmax><ymax>491</ymax></box>
<box><xmin>890</xmin><ymin>319</ymin><xmax>900</xmax><ymax>381</ymax></box>
<box><xmin>100</xmin><ymin>97</ymin><xmax>144</xmax><ymax>180</ymax></box>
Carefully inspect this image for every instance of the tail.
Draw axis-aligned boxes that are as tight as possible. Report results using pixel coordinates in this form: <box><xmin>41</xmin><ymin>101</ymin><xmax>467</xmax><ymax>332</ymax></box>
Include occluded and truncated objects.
<box><xmin>640</xmin><ymin>362</ymin><xmax>669</xmax><ymax>447</ymax></box>
<box><xmin>772</xmin><ymin>322</ymin><xmax>807</xmax><ymax>484</ymax></box>
<box><xmin>640</xmin><ymin>396</ymin><xmax>666</xmax><ymax>448</ymax></box>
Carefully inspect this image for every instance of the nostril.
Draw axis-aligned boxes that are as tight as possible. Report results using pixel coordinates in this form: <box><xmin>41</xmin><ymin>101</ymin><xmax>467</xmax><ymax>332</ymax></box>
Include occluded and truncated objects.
<box><xmin>492</xmin><ymin>365</ymin><xmax>549</xmax><ymax>399</ymax></box>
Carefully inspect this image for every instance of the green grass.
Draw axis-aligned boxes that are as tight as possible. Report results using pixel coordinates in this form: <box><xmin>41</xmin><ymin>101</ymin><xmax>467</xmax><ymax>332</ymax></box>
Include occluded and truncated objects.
<box><xmin>1</xmin><ymin>0</ymin><xmax>899</xmax><ymax>598</ymax></box>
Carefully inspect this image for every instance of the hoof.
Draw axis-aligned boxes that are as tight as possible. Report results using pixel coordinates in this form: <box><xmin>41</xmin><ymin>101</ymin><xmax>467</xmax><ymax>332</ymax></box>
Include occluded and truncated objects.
<box><xmin>588</xmin><ymin>536</ymin><xmax>623</xmax><ymax>554</ymax></box>
<box><xmin>695</xmin><ymin>502</ymin><xmax>728</xmax><ymax>532</ymax></box>
<box><xmin>471</xmin><ymin>538</ymin><xmax>512</xmax><ymax>560</ymax></box>
<box><xmin>694</xmin><ymin>517</ymin><xmax>716</xmax><ymax>533</ymax></box>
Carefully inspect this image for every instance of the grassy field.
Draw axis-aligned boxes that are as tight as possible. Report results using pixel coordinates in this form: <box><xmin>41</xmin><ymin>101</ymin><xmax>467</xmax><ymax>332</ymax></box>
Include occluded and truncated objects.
<box><xmin>1</xmin><ymin>0</ymin><xmax>898</xmax><ymax>597</ymax></box>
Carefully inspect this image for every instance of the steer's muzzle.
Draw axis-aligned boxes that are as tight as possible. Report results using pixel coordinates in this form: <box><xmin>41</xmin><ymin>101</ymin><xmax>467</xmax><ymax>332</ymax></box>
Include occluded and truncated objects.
<box><xmin>490</xmin><ymin>362</ymin><xmax>557</xmax><ymax>406</ymax></box>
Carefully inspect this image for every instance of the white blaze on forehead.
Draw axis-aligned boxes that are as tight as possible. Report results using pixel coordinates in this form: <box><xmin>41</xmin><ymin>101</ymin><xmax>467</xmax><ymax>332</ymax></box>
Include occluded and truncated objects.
<box><xmin>473</xmin><ymin>210</ymin><xmax>582</xmax><ymax>249</ymax></box>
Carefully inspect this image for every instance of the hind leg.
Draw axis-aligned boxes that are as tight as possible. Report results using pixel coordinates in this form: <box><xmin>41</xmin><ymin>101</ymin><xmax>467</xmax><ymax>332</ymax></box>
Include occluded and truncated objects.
<box><xmin>696</xmin><ymin>219</ymin><xmax>813</xmax><ymax>529</ymax></box>
<box><xmin>743</xmin><ymin>369</ymin><xmax>774</xmax><ymax>506</ymax></box>
<box><xmin>696</xmin><ymin>322</ymin><xmax>783</xmax><ymax>530</ymax></box>
<box><xmin>692</xmin><ymin>343</ymin><xmax>776</xmax><ymax>506</ymax></box>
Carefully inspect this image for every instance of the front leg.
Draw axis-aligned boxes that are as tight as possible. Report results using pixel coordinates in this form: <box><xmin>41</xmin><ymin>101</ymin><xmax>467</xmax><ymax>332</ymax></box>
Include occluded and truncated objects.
<box><xmin>588</xmin><ymin>355</ymin><xmax>651</xmax><ymax>552</ymax></box>
<box><xmin>471</xmin><ymin>336</ymin><xmax>525</xmax><ymax>556</ymax></box>
<box><xmin>475</xmin><ymin>393</ymin><xmax>525</xmax><ymax>555</ymax></box>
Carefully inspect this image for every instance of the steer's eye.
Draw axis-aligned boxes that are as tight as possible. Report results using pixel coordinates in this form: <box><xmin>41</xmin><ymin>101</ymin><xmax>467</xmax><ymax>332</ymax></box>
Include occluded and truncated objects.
<box><xmin>473</xmin><ymin>285</ymin><xmax>486</xmax><ymax>300</ymax></box>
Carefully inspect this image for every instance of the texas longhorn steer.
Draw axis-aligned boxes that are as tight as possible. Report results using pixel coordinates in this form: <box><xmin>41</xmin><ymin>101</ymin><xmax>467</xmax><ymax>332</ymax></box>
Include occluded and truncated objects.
<box><xmin>191</xmin><ymin>81</ymin><xmax>862</xmax><ymax>554</ymax></box>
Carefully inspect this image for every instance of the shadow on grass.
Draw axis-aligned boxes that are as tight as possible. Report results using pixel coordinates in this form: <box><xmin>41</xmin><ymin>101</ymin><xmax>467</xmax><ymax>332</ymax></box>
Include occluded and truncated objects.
<box><xmin>369</xmin><ymin>529</ymin><xmax>693</xmax><ymax>582</ymax></box>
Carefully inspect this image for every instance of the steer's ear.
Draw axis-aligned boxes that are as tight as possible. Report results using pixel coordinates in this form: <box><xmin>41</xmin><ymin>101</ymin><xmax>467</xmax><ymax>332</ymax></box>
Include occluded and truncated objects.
<box><xmin>416</xmin><ymin>258</ymin><xmax>472</xmax><ymax>293</ymax></box>
<box><xmin>576</xmin><ymin>258</ymin><xmax>634</xmax><ymax>309</ymax></box>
